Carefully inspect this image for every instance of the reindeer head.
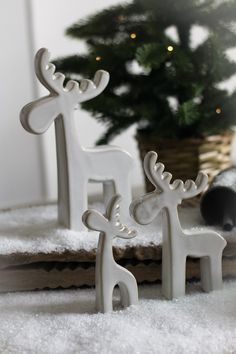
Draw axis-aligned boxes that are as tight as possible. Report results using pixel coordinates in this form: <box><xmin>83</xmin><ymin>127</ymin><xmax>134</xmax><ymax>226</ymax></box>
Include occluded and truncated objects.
<box><xmin>130</xmin><ymin>151</ymin><xmax>208</xmax><ymax>225</ymax></box>
<box><xmin>20</xmin><ymin>48</ymin><xmax>109</xmax><ymax>134</ymax></box>
<box><xmin>83</xmin><ymin>195</ymin><xmax>136</xmax><ymax>239</ymax></box>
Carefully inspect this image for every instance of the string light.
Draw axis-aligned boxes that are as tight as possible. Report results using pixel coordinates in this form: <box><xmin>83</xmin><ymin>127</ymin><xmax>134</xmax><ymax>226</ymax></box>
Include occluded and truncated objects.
<box><xmin>95</xmin><ymin>56</ymin><xmax>102</xmax><ymax>61</ymax></box>
<box><xmin>216</xmin><ymin>107</ymin><xmax>222</xmax><ymax>114</ymax></box>
<box><xmin>167</xmin><ymin>45</ymin><xmax>174</xmax><ymax>52</ymax></box>
<box><xmin>130</xmin><ymin>33</ymin><xmax>137</xmax><ymax>39</ymax></box>
<box><xmin>117</xmin><ymin>15</ymin><xmax>125</xmax><ymax>22</ymax></box>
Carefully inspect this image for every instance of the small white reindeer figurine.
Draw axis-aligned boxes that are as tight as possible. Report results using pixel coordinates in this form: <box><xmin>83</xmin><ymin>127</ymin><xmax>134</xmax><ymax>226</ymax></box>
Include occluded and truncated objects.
<box><xmin>20</xmin><ymin>48</ymin><xmax>133</xmax><ymax>230</ymax></box>
<box><xmin>83</xmin><ymin>195</ymin><xmax>138</xmax><ymax>313</ymax></box>
<box><xmin>130</xmin><ymin>151</ymin><xmax>226</xmax><ymax>300</ymax></box>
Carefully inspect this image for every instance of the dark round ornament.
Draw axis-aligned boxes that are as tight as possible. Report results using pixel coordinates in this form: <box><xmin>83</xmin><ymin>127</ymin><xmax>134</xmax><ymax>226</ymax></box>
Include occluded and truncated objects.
<box><xmin>200</xmin><ymin>167</ymin><xmax>236</xmax><ymax>231</ymax></box>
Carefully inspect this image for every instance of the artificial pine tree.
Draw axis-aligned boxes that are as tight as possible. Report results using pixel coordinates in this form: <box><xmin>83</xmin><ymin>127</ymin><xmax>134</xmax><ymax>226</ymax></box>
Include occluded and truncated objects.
<box><xmin>55</xmin><ymin>0</ymin><xmax>236</xmax><ymax>145</ymax></box>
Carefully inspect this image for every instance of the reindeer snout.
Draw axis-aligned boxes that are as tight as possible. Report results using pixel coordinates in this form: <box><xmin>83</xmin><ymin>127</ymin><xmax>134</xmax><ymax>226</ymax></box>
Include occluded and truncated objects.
<box><xmin>130</xmin><ymin>201</ymin><xmax>151</xmax><ymax>225</ymax></box>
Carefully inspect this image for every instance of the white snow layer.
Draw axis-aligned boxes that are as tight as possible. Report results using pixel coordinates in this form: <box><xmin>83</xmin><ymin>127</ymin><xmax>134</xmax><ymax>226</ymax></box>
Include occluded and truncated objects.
<box><xmin>0</xmin><ymin>204</ymin><xmax>234</xmax><ymax>255</ymax></box>
<box><xmin>0</xmin><ymin>281</ymin><xmax>235</xmax><ymax>353</ymax></box>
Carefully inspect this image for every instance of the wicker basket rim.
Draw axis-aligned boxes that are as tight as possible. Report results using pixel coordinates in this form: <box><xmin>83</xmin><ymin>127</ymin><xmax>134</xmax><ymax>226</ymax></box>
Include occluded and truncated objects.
<box><xmin>135</xmin><ymin>129</ymin><xmax>234</xmax><ymax>144</ymax></box>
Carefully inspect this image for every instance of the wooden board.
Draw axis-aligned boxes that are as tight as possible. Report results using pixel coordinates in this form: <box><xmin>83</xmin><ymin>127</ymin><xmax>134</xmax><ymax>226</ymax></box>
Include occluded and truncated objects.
<box><xmin>0</xmin><ymin>255</ymin><xmax>235</xmax><ymax>292</ymax></box>
<box><xmin>0</xmin><ymin>237</ymin><xmax>235</xmax><ymax>269</ymax></box>
<box><xmin>0</xmin><ymin>203</ymin><xmax>235</xmax><ymax>292</ymax></box>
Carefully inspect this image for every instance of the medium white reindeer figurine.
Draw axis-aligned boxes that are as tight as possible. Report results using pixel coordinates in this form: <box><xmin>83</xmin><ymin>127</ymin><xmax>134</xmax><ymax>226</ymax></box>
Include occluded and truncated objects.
<box><xmin>20</xmin><ymin>48</ymin><xmax>133</xmax><ymax>230</ymax></box>
<box><xmin>83</xmin><ymin>195</ymin><xmax>138</xmax><ymax>313</ymax></box>
<box><xmin>130</xmin><ymin>151</ymin><xmax>226</xmax><ymax>300</ymax></box>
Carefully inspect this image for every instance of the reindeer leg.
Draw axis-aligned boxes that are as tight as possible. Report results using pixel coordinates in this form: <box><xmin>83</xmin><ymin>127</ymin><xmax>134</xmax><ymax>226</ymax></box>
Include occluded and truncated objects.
<box><xmin>200</xmin><ymin>254</ymin><xmax>223</xmax><ymax>292</ymax></box>
<box><xmin>162</xmin><ymin>247</ymin><xmax>186</xmax><ymax>300</ymax></box>
<box><xmin>96</xmin><ymin>281</ymin><xmax>114</xmax><ymax>313</ymax></box>
<box><xmin>200</xmin><ymin>256</ymin><xmax>211</xmax><ymax>292</ymax></box>
<box><xmin>118</xmin><ymin>269</ymin><xmax>138</xmax><ymax>308</ymax></box>
<box><xmin>172</xmin><ymin>256</ymin><xmax>186</xmax><ymax>299</ymax></box>
<box><xmin>95</xmin><ymin>236</ymin><xmax>114</xmax><ymax>313</ymax></box>
<box><xmin>99</xmin><ymin>286</ymin><xmax>114</xmax><ymax>313</ymax></box>
<box><xmin>210</xmin><ymin>254</ymin><xmax>223</xmax><ymax>291</ymax></box>
<box><xmin>118</xmin><ymin>282</ymin><xmax>129</xmax><ymax>308</ymax></box>
<box><xmin>95</xmin><ymin>260</ymin><xmax>103</xmax><ymax>312</ymax></box>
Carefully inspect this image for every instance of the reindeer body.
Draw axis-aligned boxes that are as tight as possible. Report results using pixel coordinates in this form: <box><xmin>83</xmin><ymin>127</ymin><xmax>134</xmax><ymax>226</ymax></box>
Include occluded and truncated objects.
<box><xmin>20</xmin><ymin>48</ymin><xmax>133</xmax><ymax>231</ymax></box>
<box><xmin>161</xmin><ymin>206</ymin><xmax>225</xmax><ymax>299</ymax></box>
<box><xmin>54</xmin><ymin>113</ymin><xmax>132</xmax><ymax>230</ymax></box>
<box><xmin>130</xmin><ymin>151</ymin><xmax>226</xmax><ymax>300</ymax></box>
<box><xmin>83</xmin><ymin>195</ymin><xmax>138</xmax><ymax>313</ymax></box>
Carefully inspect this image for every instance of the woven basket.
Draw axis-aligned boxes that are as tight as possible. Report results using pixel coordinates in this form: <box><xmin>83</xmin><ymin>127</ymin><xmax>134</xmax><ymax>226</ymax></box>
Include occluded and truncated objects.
<box><xmin>136</xmin><ymin>130</ymin><xmax>234</xmax><ymax>193</ymax></box>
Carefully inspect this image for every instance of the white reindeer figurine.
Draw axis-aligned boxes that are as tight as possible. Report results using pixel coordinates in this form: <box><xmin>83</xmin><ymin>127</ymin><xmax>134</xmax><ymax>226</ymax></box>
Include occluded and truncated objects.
<box><xmin>83</xmin><ymin>195</ymin><xmax>138</xmax><ymax>313</ymax></box>
<box><xmin>20</xmin><ymin>48</ymin><xmax>133</xmax><ymax>230</ymax></box>
<box><xmin>130</xmin><ymin>151</ymin><xmax>226</xmax><ymax>300</ymax></box>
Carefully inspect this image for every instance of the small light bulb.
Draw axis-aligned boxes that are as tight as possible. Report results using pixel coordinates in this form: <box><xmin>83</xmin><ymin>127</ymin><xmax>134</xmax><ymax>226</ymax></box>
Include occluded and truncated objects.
<box><xmin>95</xmin><ymin>56</ymin><xmax>102</xmax><ymax>61</ymax></box>
<box><xmin>216</xmin><ymin>107</ymin><xmax>222</xmax><ymax>114</ymax></box>
<box><xmin>130</xmin><ymin>33</ymin><xmax>137</xmax><ymax>39</ymax></box>
<box><xmin>167</xmin><ymin>45</ymin><xmax>174</xmax><ymax>52</ymax></box>
<box><xmin>118</xmin><ymin>15</ymin><xmax>125</xmax><ymax>22</ymax></box>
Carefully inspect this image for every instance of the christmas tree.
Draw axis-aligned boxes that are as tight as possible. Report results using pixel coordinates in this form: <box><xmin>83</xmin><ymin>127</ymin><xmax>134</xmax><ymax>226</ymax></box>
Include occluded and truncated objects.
<box><xmin>54</xmin><ymin>0</ymin><xmax>236</xmax><ymax>144</ymax></box>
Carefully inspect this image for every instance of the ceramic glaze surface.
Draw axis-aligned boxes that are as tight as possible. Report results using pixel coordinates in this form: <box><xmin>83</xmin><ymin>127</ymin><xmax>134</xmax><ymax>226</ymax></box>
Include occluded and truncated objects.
<box><xmin>83</xmin><ymin>195</ymin><xmax>138</xmax><ymax>313</ymax></box>
<box><xmin>20</xmin><ymin>48</ymin><xmax>133</xmax><ymax>230</ymax></box>
<box><xmin>130</xmin><ymin>151</ymin><xmax>227</xmax><ymax>300</ymax></box>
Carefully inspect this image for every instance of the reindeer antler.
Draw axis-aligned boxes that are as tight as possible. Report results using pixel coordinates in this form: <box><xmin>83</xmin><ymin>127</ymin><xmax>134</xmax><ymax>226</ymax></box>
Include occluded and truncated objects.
<box><xmin>83</xmin><ymin>195</ymin><xmax>136</xmax><ymax>239</ymax></box>
<box><xmin>144</xmin><ymin>151</ymin><xmax>208</xmax><ymax>199</ymax></box>
<box><xmin>35</xmin><ymin>48</ymin><xmax>109</xmax><ymax>101</ymax></box>
<box><xmin>78</xmin><ymin>70</ymin><xmax>110</xmax><ymax>103</ymax></box>
<box><xmin>107</xmin><ymin>195</ymin><xmax>136</xmax><ymax>239</ymax></box>
<box><xmin>20</xmin><ymin>48</ymin><xmax>110</xmax><ymax>134</ymax></box>
<box><xmin>35</xmin><ymin>48</ymin><xmax>64</xmax><ymax>94</ymax></box>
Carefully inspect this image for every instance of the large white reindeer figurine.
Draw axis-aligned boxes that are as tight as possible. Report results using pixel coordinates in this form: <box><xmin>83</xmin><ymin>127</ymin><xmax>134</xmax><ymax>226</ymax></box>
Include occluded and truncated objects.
<box><xmin>83</xmin><ymin>195</ymin><xmax>138</xmax><ymax>313</ymax></box>
<box><xmin>130</xmin><ymin>151</ymin><xmax>226</xmax><ymax>300</ymax></box>
<box><xmin>20</xmin><ymin>48</ymin><xmax>133</xmax><ymax>230</ymax></box>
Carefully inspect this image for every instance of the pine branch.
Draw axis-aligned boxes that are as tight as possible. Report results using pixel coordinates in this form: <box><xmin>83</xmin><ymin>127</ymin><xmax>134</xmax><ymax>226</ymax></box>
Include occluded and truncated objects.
<box><xmin>177</xmin><ymin>101</ymin><xmax>200</xmax><ymax>126</ymax></box>
<box><xmin>53</xmin><ymin>55</ymin><xmax>90</xmax><ymax>76</ymax></box>
<box><xmin>56</xmin><ymin>0</ymin><xmax>236</xmax><ymax>141</ymax></box>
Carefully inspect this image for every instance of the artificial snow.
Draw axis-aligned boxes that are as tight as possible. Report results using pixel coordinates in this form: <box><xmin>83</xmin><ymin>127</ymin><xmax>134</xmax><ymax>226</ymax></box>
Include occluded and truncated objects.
<box><xmin>0</xmin><ymin>281</ymin><xmax>235</xmax><ymax>353</ymax></box>
<box><xmin>0</xmin><ymin>204</ymin><xmax>234</xmax><ymax>255</ymax></box>
<box><xmin>212</xmin><ymin>168</ymin><xmax>236</xmax><ymax>192</ymax></box>
<box><xmin>0</xmin><ymin>205</ymin><xmax>235</xmax><ymax>352</ymax></box>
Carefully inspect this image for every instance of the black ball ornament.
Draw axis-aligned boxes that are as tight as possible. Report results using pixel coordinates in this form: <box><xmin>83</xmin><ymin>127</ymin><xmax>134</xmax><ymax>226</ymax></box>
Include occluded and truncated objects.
<box><xmin>200</xmin><ymin>167</ymin><xmax>236</xmax><ymax>231</ymax></box>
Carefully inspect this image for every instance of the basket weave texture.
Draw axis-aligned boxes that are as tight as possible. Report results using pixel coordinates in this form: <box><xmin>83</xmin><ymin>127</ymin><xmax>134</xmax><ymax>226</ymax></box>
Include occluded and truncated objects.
<box><xmin>136</xmin><ymin>130</ymin><xmax>234</xmax><ymax>193</ymax></box>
